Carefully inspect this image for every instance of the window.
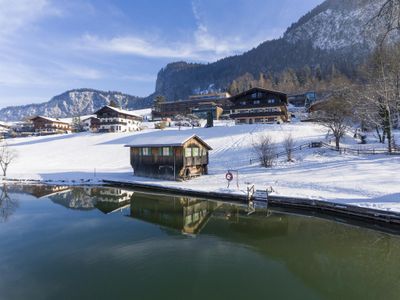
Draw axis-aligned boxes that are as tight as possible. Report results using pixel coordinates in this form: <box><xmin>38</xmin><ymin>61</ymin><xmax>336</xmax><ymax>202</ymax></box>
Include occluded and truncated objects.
<box><xmin>240</xmin><ymin>101</ymin><xmax>246</xmax><ymax>106</ymax></box>
<box><xmin>141</xmin><ymin>147</ymin><xmax>151</xmax><ymax>156</ymax></box>
<box><xmin>192</xmin><ymin>147</ymin><xmax>199</xmax><ymax>157</ymax></box>
<box><xmin>185</xmin><ymin>148</ymin><xmax>192</xmax><ymax>157</ymax></box>
<box><xmin>254</xmin><ymin>100</ymin><xmax>260</xmax><ymax>105</ymax></box>
<box><xmin>268</xmin><ymin>99</ymin><xmax>276</xmax><ymax>104</ymax></box>
<box><xmin>251</xmin><ymin>93</ymin><xmax>257</xmax><ymax>99</ymax></box>
<box><xmin>162</xmin><ymin>147</ymin><xmax>171</xmax><ymax>156</ymax></box>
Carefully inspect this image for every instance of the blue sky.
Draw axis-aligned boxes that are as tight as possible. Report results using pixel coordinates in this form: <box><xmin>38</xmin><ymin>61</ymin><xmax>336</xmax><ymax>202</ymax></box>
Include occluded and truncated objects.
<box><xmin>0</xmin><ymin>0</ymin><xmax>323</xmax><ymax>108</ymax></box>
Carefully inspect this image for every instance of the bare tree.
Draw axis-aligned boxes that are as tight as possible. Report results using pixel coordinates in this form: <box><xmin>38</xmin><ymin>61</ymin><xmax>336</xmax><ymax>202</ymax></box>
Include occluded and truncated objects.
<box><xmin>313</xmin><ymin>90</ymin><xmax>353</xmax><ymax>151</ymax></box>
<box><xmin>355</xmin><ymin>45</ymin><xmax>400</xmax><ymax>152</ymax></box>
<box><xmin>253</xmin><ymin>135</ymin><xmax>276</xmax><ymax>168</ymax></box>
<box><xmin>369</xmin><ymin>0</ymin><xmax>400</xmax><ymax>42</ymax></box>
<box><xmin>0</xmin><ymin>143</ymin><xmax>17</xmax><ymax>177</ymax></box>
<box><xmin>283</xmin><ymin>134</ymin><xmax>295</xmax><ymax>162</ymax></box>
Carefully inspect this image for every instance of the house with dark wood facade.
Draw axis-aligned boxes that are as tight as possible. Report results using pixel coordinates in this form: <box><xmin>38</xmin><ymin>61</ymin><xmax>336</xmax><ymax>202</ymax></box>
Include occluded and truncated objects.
<box><xmin>125</xmin><ymin>133</ymin><xmax>212</xmax><ymax>180</ymax></box>
<box><xmin>95</xmin><ymin>106</ymin><xmax>142</xmax><ymax>133</ymax></box>
<box><xmin>30</xmin><ymin>116</ymin><xmax>71</xmax><ymax>134</ymax></box>
<box><xmin>229</xmin><ymin>87</ymin><xmax>289</xmax><ymax>124</ymax></box>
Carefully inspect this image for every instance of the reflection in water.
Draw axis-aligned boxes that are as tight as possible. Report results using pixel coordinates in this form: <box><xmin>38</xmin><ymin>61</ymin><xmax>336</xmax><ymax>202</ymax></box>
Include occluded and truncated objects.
<box><xmin>1</xmin><ymin>185</ymin><xmax>400</xmax><ymax>299</ymax></box>
<box><xmin>129</xmin><ymin>193</ymin><xmax>218</xmax><ymax>235</ymax></box>
<box><xmin>13</xmin><ymin>185</ymin><xmax>220</xmax><ymax>235</ymax></box>
<box><xmin>0</xmin><ymin>185</ymin><xmax>18</xmax><ymax>222</ymax></box>
<box><xmin>6</xmin><ymin>184</ymin><xmax>70</xmax><ymax>199</ymax></box>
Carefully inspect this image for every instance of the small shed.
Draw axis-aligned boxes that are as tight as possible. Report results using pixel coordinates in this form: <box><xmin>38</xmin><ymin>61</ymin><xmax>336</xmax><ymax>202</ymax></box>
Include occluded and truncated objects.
<box><xmin>125</xmin><ymin>133</ymin><xmax>212</xmax><ymax>180</ymax></box>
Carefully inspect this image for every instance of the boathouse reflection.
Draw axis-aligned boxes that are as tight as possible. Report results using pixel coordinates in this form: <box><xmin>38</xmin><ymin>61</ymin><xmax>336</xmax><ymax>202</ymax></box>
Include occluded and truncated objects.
<box><xmin>129</xmin><ymin>192</ymin><xmax>217</xmax><ymax>235</ymax></box>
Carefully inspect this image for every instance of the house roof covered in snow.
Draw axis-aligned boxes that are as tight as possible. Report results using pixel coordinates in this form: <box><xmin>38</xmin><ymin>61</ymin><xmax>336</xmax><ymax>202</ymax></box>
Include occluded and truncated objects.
<box><xmin>0</xmin><ymin>121</ymin><xmax>10</xmax><ymax>128</ymax></box>
<box><xmin>125</xmin><ymin>132</ymin><xmax>212</xmax><ymax>149</ymax></box>
<box><xmin>230</xmin><ymin>87</ymin><xmax>287</xmax><ymax>103</ymax></box>
<box><xmin>30</xmin><ymin>116</ymin><xmax>70</xmax><ymax>124</ymax></box>
<box><xmin>81</xmin><ymin>115</ymin><xmax>99</xmax><ymax>122</ymax></box>
<box><xmin>95</xmin><ymin>106</ymin><xmax>143</xmax><ymax>119</ymax></box>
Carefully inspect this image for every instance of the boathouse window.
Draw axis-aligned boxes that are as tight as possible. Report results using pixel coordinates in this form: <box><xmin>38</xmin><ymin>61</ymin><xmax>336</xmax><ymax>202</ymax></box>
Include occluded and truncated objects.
<box><xmin>141</xmin><ymin>147</ymin><xmax>151</xmax><ymax>156</ymax></box>
<box><xmin>185</xmin><ymin>148</ymin><xmax>192</xmax><ymax>157</ymax></box>
<box><xmin>161</xmin><ymin>147</ymin><xmax>172</xmax><ymax>156</ymax></box>
<box><xmin>254</xmin><ymin>100</ymin><xmax>260</xmax><ymax>105</ymax></box>
<box><xmin>192</xmin><ymin>147</ymin><xmax>199</xmax><ymax>157</ymax></box>
<box><xmin>268</xmin><ymin>99</ymin><xmax>275</xmax><ymax>104</ymax></box>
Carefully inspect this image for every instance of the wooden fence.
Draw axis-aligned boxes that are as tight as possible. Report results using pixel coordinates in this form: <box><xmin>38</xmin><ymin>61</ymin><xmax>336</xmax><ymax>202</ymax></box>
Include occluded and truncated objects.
<box><xmin>250</xmin><ymin>141</ymin><xmax>400</xmax><ymax>165</ymax></box>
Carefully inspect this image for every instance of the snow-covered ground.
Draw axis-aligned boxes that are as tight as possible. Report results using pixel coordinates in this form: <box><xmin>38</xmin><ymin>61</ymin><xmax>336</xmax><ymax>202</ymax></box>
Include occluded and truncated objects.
<box><xmin>4</xmin><ymin>122</ymin><xmax>400</xmax><ymax>212</ymax></box>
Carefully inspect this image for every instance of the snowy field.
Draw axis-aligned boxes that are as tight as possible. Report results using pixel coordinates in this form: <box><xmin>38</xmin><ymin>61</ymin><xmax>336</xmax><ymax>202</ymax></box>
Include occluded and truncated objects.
<box><xmin>4</xmin><ymin>122</ymin><xmax>400</xmax><ymax>212</ymax></box>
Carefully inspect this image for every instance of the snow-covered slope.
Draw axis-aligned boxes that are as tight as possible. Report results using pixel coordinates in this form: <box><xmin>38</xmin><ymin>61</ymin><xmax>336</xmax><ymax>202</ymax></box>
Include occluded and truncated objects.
<box><xmin>283</xmin><ymin>0</ymin><xmax>387</xmax><ymax>51</ymax></box>
<box><xmin>5</xmin><ymin>123</ymin><xmax>400</xmax><ymax>212</ymax></box>
<box><xmin>0</xmin><ymin>88</ymin><xmax>150</xmax><ymax>122</ymax></box>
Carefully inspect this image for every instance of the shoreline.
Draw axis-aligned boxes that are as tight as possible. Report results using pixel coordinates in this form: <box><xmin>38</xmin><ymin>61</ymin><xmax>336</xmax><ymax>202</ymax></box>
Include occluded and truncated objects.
<box><xmin>102</xmin><ymin>179</ymin><xmax>400</xmax><ymax>227</ymax></box>
<box><xmin>5</xmin><ymin>177</ymin><xmax>400</xmax><ymax>230</ymax></box>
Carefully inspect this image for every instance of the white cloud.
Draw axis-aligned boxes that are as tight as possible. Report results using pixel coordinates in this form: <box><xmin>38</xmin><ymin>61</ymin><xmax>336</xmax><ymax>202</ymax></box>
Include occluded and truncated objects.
<box><xmin>80</xmin><ymin>30</ymin><xmax>252</xmax><ymax>62</ymax></box>
<box><xmin>191</xmin><ymin>0</ymin><xmax>246</xmax><ymax>55</ymax></box>
<box><xmin>0</xmin><ymin>0</ymin><xmax>59</xmax><ymax>39</ymax></box>
<box><xmin>59</xmin><ymin>64</ymin><xmax>104</xmax><ymax>80</ymax></box>
<box><xmin>0</xmin><ymin>61</ymin><xmax>53</xmax><ymax>86</ymax></box>
<box><xmin>81</xmin><ymin>34</ymin><xmax>195</xmax><ymax>59</ymax></box>
<box><xmin>78</xmin><ymin>0</ymin><xmax>278</xmax><ymax>62</ymax></box>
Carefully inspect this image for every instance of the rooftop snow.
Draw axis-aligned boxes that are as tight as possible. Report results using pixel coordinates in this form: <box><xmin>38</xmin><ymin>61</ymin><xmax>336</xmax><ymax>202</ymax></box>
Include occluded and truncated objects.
<box><xmin>98</xmin><ymin>106</ymin><xmax>142</xmax><ymax>119</ymax></box>
<box><xmin>31</xmin><ymin>116</ymin><xmax>70</xmax><ymax>124</ymax></box>
<box><xmin>125</xmin><ymin>131</ymin><xmax>212</xmax><ymax>149</ymax></box>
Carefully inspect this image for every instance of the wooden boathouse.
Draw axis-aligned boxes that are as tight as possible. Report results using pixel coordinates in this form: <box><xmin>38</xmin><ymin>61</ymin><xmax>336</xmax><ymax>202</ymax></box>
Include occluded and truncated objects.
<box><xmin>125</xmin><ymin>133</ymin><xmax>212</xmax><ymax>180</ymax></box>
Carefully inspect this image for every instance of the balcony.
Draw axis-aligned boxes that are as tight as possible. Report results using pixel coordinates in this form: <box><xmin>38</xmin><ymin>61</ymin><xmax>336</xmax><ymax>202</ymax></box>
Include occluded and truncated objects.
<box><xmin>99</xmin><ymin>121</ymin><xmax>128</xmax><ymax>126</ymax></box>
<box><xmin>230</xmin><ymin>111</ymin><xmax>285</xmax><ymax>118</ymax></box>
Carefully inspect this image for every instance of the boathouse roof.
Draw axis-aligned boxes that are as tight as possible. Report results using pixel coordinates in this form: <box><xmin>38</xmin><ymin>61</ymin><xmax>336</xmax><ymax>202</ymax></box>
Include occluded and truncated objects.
<box><xmin>125</xmin><ymin>131</ymin><xmax>212</xmax><ymax>150</ymax></box>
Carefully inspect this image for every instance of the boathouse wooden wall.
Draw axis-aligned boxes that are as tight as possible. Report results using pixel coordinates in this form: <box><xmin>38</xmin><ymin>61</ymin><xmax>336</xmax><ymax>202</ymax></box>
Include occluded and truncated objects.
<box><xmin>129</xmin><ymin>137</ymin><xmax>210</xmax><ymax>181</ymax></box>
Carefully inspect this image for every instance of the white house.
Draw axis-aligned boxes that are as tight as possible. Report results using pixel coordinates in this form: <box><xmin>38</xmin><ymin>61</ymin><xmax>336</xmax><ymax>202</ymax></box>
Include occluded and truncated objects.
<box><xmin>94</xmin><ymin>106</ymin><xmax>143</xmax><ymax>133</ymax></box>
<box><xmin>81</xmin><ymin>116</ymin><xmax>100</xmax><ymax>132</ymax></box>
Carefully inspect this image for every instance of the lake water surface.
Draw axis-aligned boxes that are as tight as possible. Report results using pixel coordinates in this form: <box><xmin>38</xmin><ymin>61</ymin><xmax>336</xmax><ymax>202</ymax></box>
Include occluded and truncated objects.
<box><xmin>0</xmin><ymin>185</ymin><xmax>399</xmax><ymax>300</ymax></box>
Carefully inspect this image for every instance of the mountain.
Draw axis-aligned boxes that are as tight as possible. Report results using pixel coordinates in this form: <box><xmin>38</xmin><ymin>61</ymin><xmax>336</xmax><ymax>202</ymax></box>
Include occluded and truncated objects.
<box><xmin>154</xmin><ymin>0</ymin><xmax>389</xmax><ymax>100</ymax></box>
<box><xmin>2</xmin><ymin>0</ymin><xmax>392</xmax><ymax>120</ymax></box>
<box><xmin>0</xmin><ymin>89</ymin><xmax>151</xmax><ymax>122</ymax></box>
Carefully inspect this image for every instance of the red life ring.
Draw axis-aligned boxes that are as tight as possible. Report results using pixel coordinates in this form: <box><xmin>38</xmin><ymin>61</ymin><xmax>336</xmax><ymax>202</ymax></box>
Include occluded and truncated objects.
<box><xmin>225</xmin><ymin>172</ymin><xmax>233</xmax><ymax>181</ymax></box>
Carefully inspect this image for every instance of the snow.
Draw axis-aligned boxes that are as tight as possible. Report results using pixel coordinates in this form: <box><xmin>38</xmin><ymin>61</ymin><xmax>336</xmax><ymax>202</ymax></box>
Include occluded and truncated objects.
<box><xmin>4</xmin><ymin>122</ymin><xmax>400</xmax><ymax>212</ymax></box>
<box><xmin>130</xmin><ymin>108</ymin><xmax>152</xmax><ymax>118</ymax></box>
<box><xmin>125</xmin><ymin>131</ymin><xmax>212</xmax><ymax>148</ymax></box>
<box><xmin>32</xmin><ymin>116</ymin><xmax>70</xmax><ymax>124</ymax></box>
<box><xmin>94</xmin><ymin>106</ymin><xmax>142</xmax><ymax>118</ymax></box>
<box><xmin>284</xmin><ymin>0</ymin><xmax>386</xmax><ymax>51</ymax></box>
